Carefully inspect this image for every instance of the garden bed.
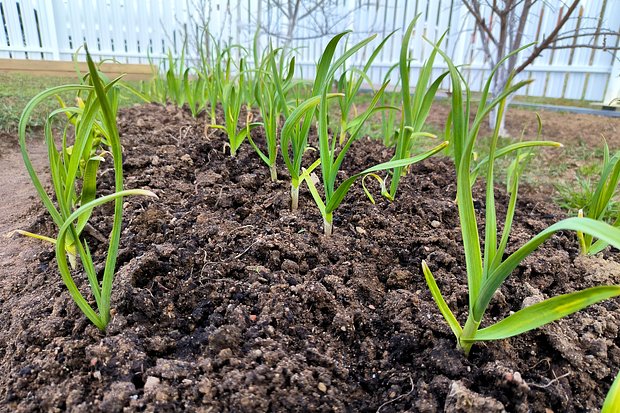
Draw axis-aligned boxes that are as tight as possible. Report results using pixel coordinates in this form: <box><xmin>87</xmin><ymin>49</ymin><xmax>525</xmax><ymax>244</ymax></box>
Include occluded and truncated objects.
<box><xmin>1</xmin><ymin>103</ymin><xmax>619</xmax><ymax>412</ymax></box>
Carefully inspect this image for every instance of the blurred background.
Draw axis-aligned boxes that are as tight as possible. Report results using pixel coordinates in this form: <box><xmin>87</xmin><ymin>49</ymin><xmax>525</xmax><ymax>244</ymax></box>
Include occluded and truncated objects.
<box><xmin>1</xmin><ymin>0</ymin><xmax>619</xmax><ymax>104</ymax></box>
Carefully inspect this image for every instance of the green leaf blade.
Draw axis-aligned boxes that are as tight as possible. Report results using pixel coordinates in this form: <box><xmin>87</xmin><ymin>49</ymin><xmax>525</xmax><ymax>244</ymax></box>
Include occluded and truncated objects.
<box><xmin>325</xmin><ymin>141</ymin><xmax>448</xmax><ymax>213</ymax></box>
<box><xmin>603</xmin><ymin>371</ymin><xmax>620</xmax><ymax>413</ymax></box>
<box><xmin>422</xmin><ymin>261</ymin><xmax>463</xmax><ymax>339</ymax></box>
<box><xmin>472</xmin><ymin>286</ymin><xmax>620</xmax><ymax>342</ymax></box>
<box><xmin>475</xmin><ymin>217</ymin><xmax>620</xmax><ymax>321</ymax></box>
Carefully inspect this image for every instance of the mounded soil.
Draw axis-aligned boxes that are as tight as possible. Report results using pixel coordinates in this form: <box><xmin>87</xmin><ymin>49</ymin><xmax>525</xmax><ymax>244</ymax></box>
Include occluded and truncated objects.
<box><xmin>1</xmin><ymin>103</ymin><xmax>619</xmax><ymax>412</ymax></box>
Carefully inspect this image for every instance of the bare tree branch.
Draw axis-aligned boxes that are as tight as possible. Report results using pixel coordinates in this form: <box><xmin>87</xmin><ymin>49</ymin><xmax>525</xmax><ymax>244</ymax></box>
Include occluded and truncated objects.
<box><xmin>461</xmin><ymin>0</ymin><xmax>619</xmax><ymax>134</ymax></box>
<box><xmin>298</xmin><ymin>0</ymin><xmax>328</xmax><ymax>21</ymax></box>
<box><xmin>462</xmin><ymin>0</ymin><xmax>498</xmax><ymax>46</ymax></box>
<box><xmin>552</xmin><ymin>29</ymin><xmax>620</xmax><ymax>43</ymax></box>
<box><xmin>548</xmin><ymin>44</ymin><xmax>620</xmax><ymax>51</ymax></box>
<box><xmin>514</xmin><ymin>0</ymin><xmax>580</xmax><ymax>74</ymax></box>
<box><xmin>256</xmin><ymin>0</ymin><xmax>377</xmax><ymax>46</ymax></box>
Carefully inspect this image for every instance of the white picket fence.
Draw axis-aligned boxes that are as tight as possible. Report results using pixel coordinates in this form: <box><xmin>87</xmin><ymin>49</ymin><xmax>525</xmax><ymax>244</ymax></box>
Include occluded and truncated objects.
<box><xmin>1</xmin><ymin>0</ymin><xmax>619</xmax><ymax>103</ymax></box>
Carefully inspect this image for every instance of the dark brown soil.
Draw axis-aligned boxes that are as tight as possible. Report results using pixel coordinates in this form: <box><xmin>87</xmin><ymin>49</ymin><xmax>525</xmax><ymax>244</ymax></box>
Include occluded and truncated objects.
<box><xmin>1</xmin><ymin>103</ymin><xmax>619</xmax><ymax>412</ymax></box>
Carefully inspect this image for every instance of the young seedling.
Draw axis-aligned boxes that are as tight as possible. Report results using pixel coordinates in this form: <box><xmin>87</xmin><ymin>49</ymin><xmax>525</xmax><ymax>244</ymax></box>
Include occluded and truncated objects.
<box><xmin>302</xmin><ymin>79</ymin><xmax>447</xmax><ymax>235</ymax></box>
<box><xmin>19</xmin><ymin>48</ymin><xmax>156</xmax><ymax>330</ymax></box>
<box><xmin>199</xmin><ymin>34</ymin><xmax>247</xmax><ymax>129</ymax></box>
<box><xmin>278</xmin><ymin>31</ymin><xmax>378</xmax><ymax>210</ymax></box>
<box><xmin>422</xmin><ymin>44</ymin><xmax>620</xmax><ymax>356</ymax></box>
<box><xmin>290</xmin><ymin>30</ymin><xmax>448</xmax><ymax>235</ymax></box>
<box><xmin>388</xmin><ymin>16</ymin><xmax>450</xmax><ymax>200</ymax></box>
<box><xmin>166</xmin><ymin>45</ymin><xmax>188</xmax><ymax>107</ymax></box>
<box><xmin>144</xmin><ymin>44</ymin><xmax>188</xmax><ymax>107</ymax></box>
<box><xmin>576</xmin><ymin>142</ymin><xmax>620</xmax><ymax>255</ymax></box>
<box><xmin>18</xmin><ymin>92</ymin><xmax>107</xmax><ymax>266</ymax></box>
<box><xmin>335</xmin><ymin>31</ymin><xmax>395</xmax><ymax>146</ymax></box>
<box><xmin>143</xmin><ymin>54</ymin><xmax>166</xmax><ymax>104</ymax></box>
<box><xmin>378</xmin><ymin>63</ymin><xmax>401</xmax><ymax>148</ymax></box>
<box><xmin>209</xmin><ymin>58</ymin><xmax>261</xmax><ymax>157</ymax></box>
<box><xmin>199</xmin><ymin>32</ymin><xmax>228</xmax><ymax>125</ymax></box>
<box><xmin>184</xmin><ymin>68</ymin><xmax>207</xmax><ymax>117</ymax></box>
<box><xmin>249</xmin><ymin>46</ymin><xmax>296</xmax><ymax>181</ymax></box>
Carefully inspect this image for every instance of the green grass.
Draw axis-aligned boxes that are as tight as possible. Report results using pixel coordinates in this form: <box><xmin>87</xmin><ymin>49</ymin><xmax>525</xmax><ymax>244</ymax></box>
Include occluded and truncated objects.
<box><xmin>554</xmin><ymin>151</ymin><xmax>620</xmax><ymax>222</ymax></box>
<box><xmin>0</xmin><ymin>73</ymin><xmax>75</xmax><ymax>133</ymax></box>
<box><xmin>512</xmin><ymin>94</ymin><xmax>597</xmax><ymax>109</ymax></box>
<box><xmin>0</xmin><ymin>72</ymin><xmax>145</xmax><ymax>134</ymax></box>
<box><xmin>457</xmin><ymin>90</ymin><xmax>597</xmax><ymax>109</ymax></box>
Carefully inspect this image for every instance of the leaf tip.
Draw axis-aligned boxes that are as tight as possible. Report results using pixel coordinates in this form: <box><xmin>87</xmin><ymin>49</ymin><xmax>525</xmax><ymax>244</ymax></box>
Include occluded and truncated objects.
<box><xmin>143</xmin><ymin>190</ymin><xmax>159</xmax><ymax>199</ymax></box>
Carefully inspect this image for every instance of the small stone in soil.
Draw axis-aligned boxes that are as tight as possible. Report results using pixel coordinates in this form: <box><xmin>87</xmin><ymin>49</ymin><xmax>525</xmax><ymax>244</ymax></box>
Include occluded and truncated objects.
<box><xmin>144</xmin><ymin>376</ymin><xmax>161</xmax><ymax>391</ymax></box>
<box><xmin>444</xmin><ymin>380</ymin><xmax>506</xmax><ymax>413</ymax></box>
<box><xmin>219</xmin><ymin>348</ymin><xmax>233</xmax><ymax>360</ymax></box>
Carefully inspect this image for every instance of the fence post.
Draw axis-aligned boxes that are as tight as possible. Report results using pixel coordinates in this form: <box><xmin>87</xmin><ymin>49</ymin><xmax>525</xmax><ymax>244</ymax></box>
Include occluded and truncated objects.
<box><xmin>603</xmin><ymin>53</ymin><xmax>620</xmax><ymax>106</ymax></box>
<box><xmin>43</xmin><ymin>0</ymin><xmax>60</xmax><ymax>60</ymax></box>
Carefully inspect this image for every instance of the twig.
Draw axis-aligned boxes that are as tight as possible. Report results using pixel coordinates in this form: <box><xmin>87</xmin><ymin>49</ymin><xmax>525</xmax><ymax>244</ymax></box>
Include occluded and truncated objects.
<box><xmin>227</xmin><ymin>225</ymin><xmax>255</xmax><ymax>237</ymax></box>
<box><xmin>528</xmin><ymin>372</ymin><xmax>571</xmax><ymax>389</ymax></box>
<box><xmin>179</xmin><ymin>125</ymin><xmax>193</xmax><ymax>141</ymax></box>
<box><xmin>234</xmin><ymin>240</ymin><xmax>259</xmax><ymax>259</ymax></box>
<box><xmin>526</xmin><ymin>357</ymin><xmax>551</xmax><ymax>372</ymax></box>
<box><xmin>376</xmin><ymin>375</ymin><xmax>415</xmax><ymax>413</ymax></box>
<box><xmin>515</xmin><ymin>0</ymin><xmax>580</xmax><ymax>74</ymax></box>
<box><xmin>194</xmin><ymin>169</ymin><xmax>200</xmax><ymax>195</ymax></box>
<box><xmin>84</xmin><ymin>223</ymin><xmax>108</xmax><ymax>243</ymax></box>
<box><xmin>461</xmin><ymin>0</ymin><xmax>498</xmax><ymax>46</ymax></box>
<box><xmin>199</xmin><ymin>250</ymin><xmax>209</xmax><ymax>278</ymax></box>
<box><xmin>214</xmin><ymin>187</ymin><xmax>224</xmax><ymax>208</ymax></box>
<box><xmin>548</xmin><ymin>44</ymin><xmax>620</xmax><ymax>50</ymax></box>
<box><xmin>166</xmin><ymin>132</ymin><xmax>180</xmax><ymax>144</ymax></box>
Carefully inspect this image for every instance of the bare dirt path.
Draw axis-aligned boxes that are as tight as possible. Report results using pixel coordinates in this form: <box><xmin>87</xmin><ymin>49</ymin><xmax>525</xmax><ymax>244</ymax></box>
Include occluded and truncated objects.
<box><xmin>0</xmin><ymin>136</ymin><xmax>48</xmax><ymax>287</ymax></box>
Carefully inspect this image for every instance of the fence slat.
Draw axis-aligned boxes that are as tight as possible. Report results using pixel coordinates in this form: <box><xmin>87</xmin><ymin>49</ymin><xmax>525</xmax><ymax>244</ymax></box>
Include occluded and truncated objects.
<box><xmin>4</xmin><ymin>0</ymin><xmax>27</xmax><ymax>59</ymax></box>
<box><xmin>0</xmin><ymin>1</ymin><xmax>10</xmax><ymax>58</ymax></box>
<box><xmin>0</xmin><ymin>0</ymin><xmax>617</xmax><ymax>101</ymax></box>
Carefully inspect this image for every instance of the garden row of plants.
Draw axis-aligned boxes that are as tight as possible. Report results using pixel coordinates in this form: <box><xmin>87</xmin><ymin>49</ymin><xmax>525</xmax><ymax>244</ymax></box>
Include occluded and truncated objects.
<box><xmin>17</xmin><ymin>16</ymin><xmax>620</xmax><ymax>409</ymax></box>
